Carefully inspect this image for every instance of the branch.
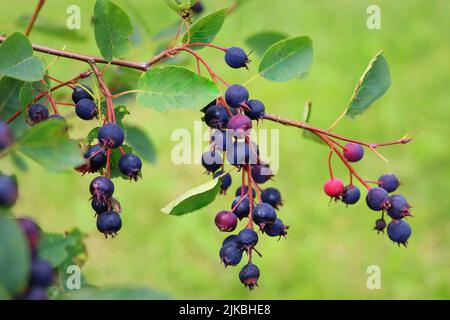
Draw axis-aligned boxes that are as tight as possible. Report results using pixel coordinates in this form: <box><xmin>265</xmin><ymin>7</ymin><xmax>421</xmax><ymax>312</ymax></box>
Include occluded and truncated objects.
<box><xmin>25</xmin><ymin>0</ymin><xmax>45</xmax><ymax>36</ymax></box>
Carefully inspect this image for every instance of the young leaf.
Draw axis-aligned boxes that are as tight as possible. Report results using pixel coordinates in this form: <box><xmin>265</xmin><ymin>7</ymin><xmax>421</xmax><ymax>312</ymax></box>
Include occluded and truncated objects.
<box><xmin>302</xmin><ymin>102</ymin><xmax>325</xmax><ymax>145</ymax></box>
<box><xmin>0</xmin><ymin>218</ymin><xmax>31</xmax><ymax>297</ymax></box>
<box><xmin>17</xmin><ymin>120</ymin><xmax>84</xmax><ymax>172</ymax></box>
<box><xmin>182</xmin><ymin>9</ymin><xmax>227</xmax><ymax>48</ymax></box>
<box><xmin>161</xmin><ymin>178</ymin><xmax>221</xmax><ymax>215</ymax></box>
<box><xmin>345</xmin><ymin>51</ymin><xmax>391</xmax><ymax>118</ymax></box>
<box><xmin>259</xmin><ymin>36</ymin><xmax>313</xmax><ymax>82</ymax></box>
<box><xmin>125</xmin><ymin>125</ymin><xmax>156</xmax><ymax>164</ymax></box>
<box><xmin>93</xmin><ymin>0</ymin><xmax>134</xmax><ymax>61</ymax></box>
<box><xmin>246</xmin><ymin>31</ymin><xmax>288</xmax><ymax>57</ymax></box>
<box><xmin>0</xmin><ymin>32</ymin><xmax>45</xmax><ymax>81</ymax></box>
<box><xmin>137</xmin><ymin>66</ymin><xmax>220</xmax><ymax>111</ymax></box>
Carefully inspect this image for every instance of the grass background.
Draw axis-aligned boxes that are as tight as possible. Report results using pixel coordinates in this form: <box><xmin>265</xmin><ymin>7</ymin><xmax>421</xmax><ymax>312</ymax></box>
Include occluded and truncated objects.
<box><xmin>1</xmin><ymin>0</ymin><xmax>449</xmax><ymax>299</ymax></box>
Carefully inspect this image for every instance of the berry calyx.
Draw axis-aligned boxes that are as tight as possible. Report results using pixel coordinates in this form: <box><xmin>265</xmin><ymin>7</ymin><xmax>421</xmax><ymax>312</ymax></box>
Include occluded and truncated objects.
<box><xmin>261</xmin><ymin>187</ymin><xmax>282</xmax><ymax>209</ymax></box>
<box><xmin>342</xmin><ymin>185</ymin><xmax>361</xmax><ymax>205</ymax></box>
<box><xmin>83</xmin><ymin>145</ymin><xmax>107</xmax><ymax>172</ymax></box>
<box><xmin>251</xmin><ymin>163</ymin><xmax>273</xmax><ymax>184</ymax></box>
<box><xmin>323</xmin><ymin>178</ymin><xmax>344</xmax><ymax>198</ymax></box>
<box><xmin>0</xmin><ymin>121</ymin><xmax>13</xmax><ymax>151</ymax></box>
<box><xmin>28</xmin><ymin>104</ymin><xmax>49</xmax><ymax>124</ymax></box>
<box><xmin>387</xmin><ymin>194</ymin><xmax>411</xmax><ymax>220</ymax></box>
<box><xmin>204</xmin><ymin>105</ymin><xmax>229</xmax><ymax>129</ymax></box>
<box><xmin>378</xmin><ymin>173</ymin><xmax>400</xmax><ymax>193</ymax></box>
<box><xmin>253</xmin><ymin>203</ymin><xmax>277</xmax><ymax>227</ymax></box>
<box><xmin>29</xmin><ymin>258</ymin><xmax>54</xmax><ymax>287</ymax></box>
<box><xmin>366</xmin><ymin>187</ymin><xmax>389</xmax><ymax>211</ymax></box>
<box><xmin>201</xmin><ymin>150</ymin><xmax>222</xmax><ymax>173</ymax></box>
<box><xmin>213</xmin><ymin>170</ymin><xmax>232</xmax><ymax>194</ymax></box>
<box><xmin>237</xmin><ymin>228</ymin><xmax>258</xmax><ymax>251</ymax></box>
<box><xmin>118</xmin><ymin>153</ymin><xmax>142</xmax><ymax>181</ymax></box>
<box><xmin>373</xmin><ymin>218</ymin><xmax>386</xmax><ymax>234</ymax></box>
<box><xmin>0</xmin><ymin>173</ymin><xmax>18</xmax><ymax>207</ymax></box>
<box><xmin>225</xmin><ymin>47</ymin><xmax>250</xmax><ymax>69</ymax></box>
<box><xmin>262</xmin><ymin>218</ymin><xmax>288</xmax><ymax>238</ymax></box>
<box><xmin>215</xmin><ymin>210</ymin><xmax>238</xmax><ymax>232</ymax></box>
<box><xmin>343</xmin><ymin>142</ymin><xmax>364</xmax><ymax>162</ymax></box>
<box><xmin>239</xmin><ymin>263</ymin><xmax>260</xmax><ymax>290</ymax></box>
<box><xmin>219</xmin><ymin>242</ymin><xmax>243</xmax><ymax>267</ymax></box>
<box><xmin>225</xmin><ymin>84</ymin><xmax>249</xmax><ymax>108</ymax></box>
<box><xmin>231</xmin><ymin>196</ymin><xmax>251</xmax><ymax>220</ymax></box>
<box><xmin>89</xmin><ymin>176</ymin><xmax>114</xmax><ymax>201</ymax></box>
<box><xmin>387</xmin><ymin>219</ymin><xmax>412</xmax><ymax>246</ymax></box>
<box><xmin>244</xmin><ymin>99</ymin><xmax>265</xmax><ymax>120</ymax></box>
<box><xmin>72</xmin><ymin>85</ymin><xmax>94</xmax><ymax>103</ymax></box>
<box><xmin>227</xmin><ymin>114</ymin><xmax>252</xmax><ymax>138</ymax></box>
<box><xmin>96</xmin><ymin>211</ymin><xmax>122</xmax><ymax>237</ymax></box>
<box><xmin>98</xmin><ymin>123</ymin><xmax>125</xmax><ymax>149</ymax></box>
<box><xmin>75</xmin><ymin>99</ymin><xmax>98</xmax><ymax>120</ymax></box>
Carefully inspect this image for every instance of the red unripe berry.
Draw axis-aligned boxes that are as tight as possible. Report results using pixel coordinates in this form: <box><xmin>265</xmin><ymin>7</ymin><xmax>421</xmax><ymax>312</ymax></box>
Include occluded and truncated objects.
<box><xmin>323</xmin><ymin>178</ymin><xmax>344</xmax><ymax>197</ymax></box>
<box><xmin>343</xmin><ymin>142</ymin><xmax>364</xmax><ymax>162</ymax></box>
<box><xmin>215</xmin><ymin>211</ymin><xmax>238</xmax><ymax>232</ymax></box>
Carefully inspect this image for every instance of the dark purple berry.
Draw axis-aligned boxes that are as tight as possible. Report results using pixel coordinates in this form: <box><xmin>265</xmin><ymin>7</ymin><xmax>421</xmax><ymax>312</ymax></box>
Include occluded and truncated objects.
<box><xmin>96</xmin><ymin>211</ymin><xmax>122</xmax><ymax>237</ymax></box>
<box><xmin>201</xmin><ymin>150</ymin><xmax>222</xmax><ymax>173</ymax></box>
<box><xmin>17</xmin><ymin>217</ymin><xmax>41</xmax><ymax>253</ymax></box>
<box><xmin>343</xmin><ymin>142</ymin><xmax>364</xmax><ymax>162</ymax></box>
<box><xmin>226</xmin><ymin>141</ymin><xmax>258</xmax><ymax>166</ymax></box>
<box><xmin>190</xmin><ymin>1</ymin><xmax>204</xmax><ymax>13</ymax></box>
<box><xmin>239</xmin><ymin>263</ymin><xmax>260</xmax><ymax>290</ymax></box>
<box><xmin>28</xmin><ymin>104</ymin><xmax>49</xmax><ymax>124</ymax></box>
<box><xmin>263</xmin><ymin>218</ymin><xmax>288</xmax><ymax>238</ymax></box>
<box><xmin>374</xmin><ymin>218</ymin><xmax>386</xmax><ymax>234</ymax></box>
<box><xmin>231</xmin><ymin>196</ymin><xmax>251</xmax><ymax>220</ymax></box>
<box><xmin>72</xmin><ymin>85</ymin><xmax>94</xmax><ymax>103</ymax></box>
<box><xmin>0</xmin><ymin>174</ymin><xmax>18</xmax><ymax>207</ymax></box>
<box><xmin>244</xmin><ymin>99</ymin><xmax>265</xmax><ymax>120</ymax></box>
<box><xmin>75</xmin><ymin>99</ymin><xmax>98</xmax><ymax>120</ymax></box>
<box><xmin>253</xmin><ymin>203</ymin><xmax>277</xmax><ymax>227</ymax></box>
<box><xmin>211</xmin><ymin>130</ymin><xmax>232</xmax><ymax>151</ymax></box>
<box><xmin>225</xmin><ymin>84</ymin><xmax>249</xmax><ymax>108</ymax></box>
<box><xmin>84</xmin><ymin>145</ymin><xmax>106</xmax><ymax>172</ymax></box>
<box><xmin>225</xmin><ymin>47</ymin><xmax>250</xmax><ymax>69</ymax></box>
<box><xmin>219</xmin><ymin>243</ymin><xmax>243</xmax><ymax>267</ymax></box>
<box><xmin>235</xmin><ymin>185</ymin><xmax>256</xmax><ymax>198</ymax></box>
<box><xmin>118</xmin><ymin>153</ymin><xmax>142</xmax><ymax>181</ymax></box>
<box><xmin>222</xmin><ymin>234</ymin><xmax>238</xmax><ymax>247</ymax></box>
<box><xmin>342</xmin><ymin>185</ymin><xmax>361</xmax><ymax>205</ymax></box>
<box><xmin>237</xmin><ymin>228</ymin><xmax>258</xmax><ymax>250</ymax></box>
<box><xmin>29</xmin><ymin>259</ymin><xmax>54</xmax><ymax>287</ymax></box>
<box><xmin>89</xmin><ymin>176</ymin><xmax>114</xmax><ymax>201</ymax></box>
<box><xmin>387</xmin><ymin>194</ymin><xmax>411</xmax><ymax>220</ymax></box>
<box><xmin>261</xmin><ymin>188</ymin><xmax>282</xmax><ymax>209</ymax></box>
<box><xmin>378</xmin><ymin>173</ymin><xmax>400</xmax><ymax>193</ymax></box>
<box><xmin>91</xmin><ymin>198</ymin><xmax>109</xmax><ymax>214</ymax></box>
<box><xmin>0</xmin><ymin>121</ymin><xmax>13</xmax><ymax>150</ymax></box>
<box><xmin>227</xmin><ymin>114</ymin><xmax>252</xmax><ymax>138</ymax></box>
<box><xmin>251</xmin><ymin>163</ymin><xmax>273</xmax><ymax>184</ymax></box>
<box><xmin>20</xmin><ymin>286</ymin><xmax>48</xmax><ymax>300</ymax></box>
<box><xmin>366</xmin><ymin>187</ymin><xmax>390</xmax><ymax>211</ymax></box>
<box><xmin>98</xmin><ymin>123</ymin><xmax>125</xmax><ymax>149</ymax></box>
<box><xmin>387</xmin><ymin>219</ymin><xmax>412</xmax><ymax>246</ymax></box>
<box><xmin>204</xmin><ymin>105</ymin><xmax>229</xmax><ymax>129</ymax></box>
<box><xmin>213</xmin><ymin>170</ymin><xmax>232</xmax><ymax>194</ymax></box>
<box><xmin>215</xmin><ymin>211</ymin><xmax>238</xmax><ymax>232</ymax></box>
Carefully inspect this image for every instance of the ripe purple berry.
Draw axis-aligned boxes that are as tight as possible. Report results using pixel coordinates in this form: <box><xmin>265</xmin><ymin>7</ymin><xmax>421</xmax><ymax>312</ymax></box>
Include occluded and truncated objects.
<box><xmin>219</xmin><ymin>243</ymin><xmax>243</xmax><ymax>267</ymax></box>
<box><xmin>89</xmin><ymin>176</ymin><xmax>114</xmax><ymax>201</ymax></box>
<box><xmin>0</xmin><ymin>174</ymin><xmax>18</xmax><ymax>207</ymax></box>
<box><xmin>98</xmin><ymin>123</ymin><xmax>125</xmax><ymax>149</ymax></box>
<box><xmin>211</xmin><ymin>130</ymin><xmax>232</xmax><ymax>151</ymax></box>
<box><xmin>96</xmin><ymin>211</ymin><xmax>122</xmax><ymax>237</ymax></box>
<box><xmin>91</xmin><ymin>198</ymin><xmax>109</xmax><ymax>214</ymax></box>
<box><xmin>190</xmin><ymin>1</ymin><xmax>204</xmax><ymax>13</ymax></box>
<box><xmin>366</xmin><ymin>187</ymin><xmax>389</xmax><ymax>211</ymax></box>
<box><xmin>342</xmin><ymin>185</ymin><xmax>361</xmax><ymax>205</ymax></box>
<box><xmin>244</xmin><ymin>99</ymin><xmax>265</xmax><ymax>120</ymax></box>
<box><xmin>226</xmin><ymin>141</ymin><xmax>258</xmax><ymax>166</ymax></box>
<box><xmin>231</xmin><ymin>196</ymin><xmax>251</xmax><ymax>220</ymax></box>
<box><xmin>84</xmin><ymin>145</ymin><xmax>106</xmax><ymax>172</ymax></box>
<box><xmin>222</xmin><ymin>234</ymin><xmax>238</xmax><ymax>247</ymax></box>
<box><xmin>323</xmin><ymin>178</ymin><xmax>344</xmax><ymax>198</ymax></box>
<box><xmin>204</xmin><ymin>105</ymin><xmax>229</xmax><ymax>129</ymax></box>
<box><xmin>29</xmin><ymin>259</ymin><xmax>54</xmax><ymax>287</ymax></box>
<box><xmin>235</xmin><ymin>185</ymin><xmax>256</xmax><ymax>198</ymax></box>
<box><xmin>119</xmin><ymin>153</ymin><xmax>142</xmax><ymax>181</ymax></box>
<box><xmin>225</xmin><ymin>47</ymin><xmax>250</xmax><ymax>69</ymax></box>
<box><xmin>343</xmin><ymin>142</ymin><xmax>364</xmax><ymax>162</ymax></box>
<box><xmin>225</xmin><ymin>84</ymin><xmax>249</xmax><ymax>108</ymax></box>
<box><xmin>378</xmin><ymin>173</ymin><xmax>400</xmax><ymax>193</ymax></box>
<box><xmin>75</xmin><ymin>99</ymin><xmax>98</xmax><ymax>120</ymax></box>
<box><xmin>17</xmin><ymin>217</ymin><xmax>41</xmax><ymax>253</ymax></box>
<box><xmin>72</xmin><ymin>85</ymin><xmax>94</xmax><ymax>103</ymax></box>
<box><xmin>213</xmin><ymin>170</ymin><xmax>232</xmax><ymax>194</ymax></box>
<box><xmin>374</xmin><ymin>218</ymin><xmax>386</xmax><ymax>234</ymax></box>
<box><xmin>227</xmin><ymin>114</ymin><xmax>252</xmax><ymax>138</ymax></box>
<box><xmin>215</xmin><ymin>211</ymin><xmax>238</xmax><ymax>232</ymax></box>
<box><xmin>261</xmin><ymin>187</ymin><xmax>282</xmax><ymax>209</ymax></box>
<box><xmin>251</xmin><ymin>163</ymin><xmax>273</xmax><ymax>184</ymax></box>
<box><xmin>263</xmin><ymin>218</ymin><xmax>288</xmax><ymax>238</ymax></box>
<box><xmin>0</xmin><ymin>121</ymin><xmax>13</xmax><ymax>150</ymax></box>
<box><xmin>237</xmin><ymin>228</ymin><xmax>258</xmax><ymax>250</ymax></box>
<box><xmin>239</xmin><ymin>263</ymin><xmax>260</xmax><ymax>290</ymax></box>
<box><xmin>253</xmin><ymin>203</ymin><xmax>277</xmax><ymax>227</ymax></box>
<box><xmin>387</xmin><ymin>194</ymin><xmax>411</xmax><ymax>220</ymax></box>
<box><xmin>201</xmin><ymin>150</ymin><xmax>222</xmax><ymax>173</ymax></box>
<box><xmin>20</xmin><ymin>286</ymin><xmax>48</xmax><ymax>300</ymax></box>
<box><xmin>387</xmin><ymin>219</ymin><xmax>412</xmax><ymax>246</ymax></box>
<box><xmin>28</xmin><ymin>104</ymin><xmax>49</xmax><ymax>124</ymax></box>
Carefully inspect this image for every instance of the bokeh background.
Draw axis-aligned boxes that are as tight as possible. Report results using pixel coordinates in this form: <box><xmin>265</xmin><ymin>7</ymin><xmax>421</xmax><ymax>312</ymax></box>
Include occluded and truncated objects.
<box><xmin>1</xmin><ymin>0</ymin><xmax>449</xmax><ymax>299</ymax></box>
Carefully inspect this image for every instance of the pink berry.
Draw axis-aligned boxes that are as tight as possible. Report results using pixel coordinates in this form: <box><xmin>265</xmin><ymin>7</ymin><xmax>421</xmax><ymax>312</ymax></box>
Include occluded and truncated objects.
<box><xmin>323</xmin><ymin>178</ymin><xmax>344</xmax><ymax>197</ymax></box>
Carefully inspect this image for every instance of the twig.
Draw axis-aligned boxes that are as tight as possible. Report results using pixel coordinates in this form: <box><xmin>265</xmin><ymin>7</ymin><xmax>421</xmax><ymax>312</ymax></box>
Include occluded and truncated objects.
<box><xmin>25</xmin><ymin>0</ymin><xmax>45</xmax><ymax>36</ymax></box>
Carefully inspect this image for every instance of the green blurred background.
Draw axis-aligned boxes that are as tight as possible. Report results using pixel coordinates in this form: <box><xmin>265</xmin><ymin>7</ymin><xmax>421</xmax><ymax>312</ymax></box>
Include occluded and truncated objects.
<box><xmin>1</xmin><ymin>0</ymin><xmax>449</xmax><ymax>299</ymax></box>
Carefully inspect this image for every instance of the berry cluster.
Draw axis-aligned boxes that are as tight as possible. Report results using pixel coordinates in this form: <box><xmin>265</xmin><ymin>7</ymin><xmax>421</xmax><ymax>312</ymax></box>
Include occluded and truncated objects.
<box><xmin>323</xmin><ymin>142</ymin><xmax>413</xmax><ymax>246</ymax></box>
<box><xmin>200</xmin><ymin>47</ymin><xmax>287</xmax><ymax>289</ymax></box>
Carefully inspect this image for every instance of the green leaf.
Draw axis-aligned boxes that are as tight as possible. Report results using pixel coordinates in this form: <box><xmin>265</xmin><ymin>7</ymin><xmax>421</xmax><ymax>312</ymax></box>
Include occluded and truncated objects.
<box><xmin>0</xmin><ymin>77</ymin><xmax>29</xmax><ymax>138</ymax></box>
<box><xmin>67</xmin><ymin>287</ymin><xmax>168</xmax><ymax>300</ymax></box>
<box><xmin>161</xmin><ymin>178</ymin><xmax>221</xmax><ymax>215</ymax></box>
<box><xmin>0</xmin><ymin>32</ymin><xmax>45</xmax><ymax>81</ymax></box>
<box><xmin>19</xmin><ymin>82</ymin><xmax>33</xmax><ymax>116</ymax></box>
<box><xmin>182</xmin><ymin>9</ymin><xmax>227</xmax><ymax>47</ymax></box>
<box><xmin>10</xmin><ymin>152</ymin><xmax>28</xmax><ymax>172</ymax></box>
<box><xmin>345</xmin><ymin>51</ymin><xmax>391</xmax><ymax>118</ymax></box>
<box><xmin>17</xmin><ymin>120</ymin><xmax>84</xmax><ymax>172</ymax></box>
<box><xmin>302</xmin><ymin>102</ymin><xmax>325</xmax><ymax>145</ymax></box>
<box><xmin>246</xmin><ymin>31</ymin><xmax>288</xmax><ymax>57</ymax></box>
<box><xmin>87</xmin><ymin>127</ymin><xmax>100</xmax><ymax>144</ymax></box>
<box><xmin>0</xmin><ymin>218</ymin><xmax>31</xmax><ymax>297</ymax></box>
<box><xmin>259</xmin><ymin>36</ymin><xmax>313</xmax><ymax>82</ymax></box>
<box><xmin>125</xmin><ymin>126</ymin><xmax>156</xmax><ymax>164</ymax></box>
<box><xmin>93</xmin><ymin>0</ymin><xmax>134</xmax><ymax>61</ymax></box>
<box><xmin>137</xmin><ymin>66</ymin><xmax>220</xmax><ymax>111</ymax></box>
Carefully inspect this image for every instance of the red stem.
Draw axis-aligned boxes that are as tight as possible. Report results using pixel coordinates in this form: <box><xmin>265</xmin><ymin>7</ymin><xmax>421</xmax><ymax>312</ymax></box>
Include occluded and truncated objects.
<box><xmin>25</xmin><ymin>0</ymin><xmax>45</xmax><ymax>36</ymax></box>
